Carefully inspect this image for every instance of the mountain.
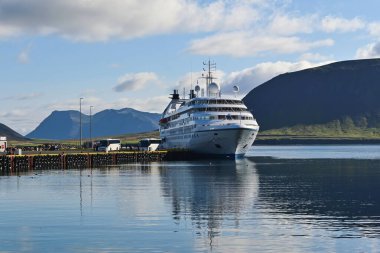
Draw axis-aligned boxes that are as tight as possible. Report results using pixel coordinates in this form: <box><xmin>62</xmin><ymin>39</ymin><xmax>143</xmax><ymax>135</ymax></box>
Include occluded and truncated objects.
<box><xmin>26</xmin><ymin>108</ymin><xmax>161</xmax><ymax>140</ymax></box>
<box><xmin>243</xmin><ymin>58</ymin><xmax>380</xmax><ymax>132</ymax></box>
<box><xmin>0</xmin><ymin>123</ymin><xmax>29</xmax><ymax>141</ymax></box>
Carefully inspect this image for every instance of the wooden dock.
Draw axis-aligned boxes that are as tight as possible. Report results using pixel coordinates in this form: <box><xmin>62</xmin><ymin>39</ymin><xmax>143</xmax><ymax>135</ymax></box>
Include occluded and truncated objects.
<box><xmin>0</xmin><ymin>151</ymin><xmax>171</xmax><ymax>174</ymax></box>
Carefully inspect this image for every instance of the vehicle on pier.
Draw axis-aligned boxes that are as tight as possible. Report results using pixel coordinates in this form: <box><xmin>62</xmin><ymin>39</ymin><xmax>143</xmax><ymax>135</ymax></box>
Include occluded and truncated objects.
<box><xmin>0</xmin><ymin>137</ymin><xmax>6</xmax><ymax>153</ymax></box>
<box><xmin>97</xmin><ymin>139</ymin><xmax>121</xmax><ymax>152</ymax></box>
<box><xmin>139</xmin><ymin>138</ymin><xmax>161</xmax><ymax>151</ymax></box>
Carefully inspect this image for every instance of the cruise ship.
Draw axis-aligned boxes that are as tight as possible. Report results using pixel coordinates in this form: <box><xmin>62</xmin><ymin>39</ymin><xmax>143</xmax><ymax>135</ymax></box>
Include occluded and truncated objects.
<box><xmin>159</xmin><ymin>61</ymin><xmax>259</xmax><ymax>158</ymax></box>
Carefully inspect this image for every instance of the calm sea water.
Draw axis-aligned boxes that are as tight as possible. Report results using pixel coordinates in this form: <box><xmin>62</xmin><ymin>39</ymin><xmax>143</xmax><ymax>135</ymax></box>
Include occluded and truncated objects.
<box><xmin>247</xmin><ymin>144</ymin><xmax>380</xmax><ymax>159</ymax></box>
<box><xmin>1</xmin><ymin>145</ymin><xmax>380</xmax><ymax>252</ymax></box>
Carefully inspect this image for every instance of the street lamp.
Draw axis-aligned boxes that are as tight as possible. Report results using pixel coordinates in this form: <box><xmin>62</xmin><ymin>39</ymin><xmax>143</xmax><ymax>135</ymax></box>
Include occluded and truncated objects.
<box><xmin>79</xmin><ymin>97</ymin><xmax>84</xmax><ymax>148</ymax></box>
<box><xmin>90</xmin><ymin>105</ymin><xmax>94</xmax><ymax>148</ymax></box>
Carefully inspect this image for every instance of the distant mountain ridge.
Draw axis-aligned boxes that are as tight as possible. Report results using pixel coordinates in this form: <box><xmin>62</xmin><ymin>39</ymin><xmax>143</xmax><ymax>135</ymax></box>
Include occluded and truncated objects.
<box><xmin>0</xmin><ymin>123</ymin><xmax>29</xmax><ymax>141</ymax></box>
<box><xmin>243</xmin><ymin>58</ymin><xmax>380</xmax><ymax>131</ymax></box>
<box><xmin>26</xmin><ymin>108</ymin><xmax>161</xmax><ymax>140</ymax></box>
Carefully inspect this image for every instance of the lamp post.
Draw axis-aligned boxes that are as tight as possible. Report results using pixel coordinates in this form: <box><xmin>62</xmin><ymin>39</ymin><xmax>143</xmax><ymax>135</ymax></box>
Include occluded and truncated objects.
<box><xmin>90</xmin><ymin>105</ymin><xmax>94</xmax><ymax>148</ymax></box>
<box><xmin>79</xmin><ymin>97</ymin><xmax>84</xmax><ymax>148</ymax></box>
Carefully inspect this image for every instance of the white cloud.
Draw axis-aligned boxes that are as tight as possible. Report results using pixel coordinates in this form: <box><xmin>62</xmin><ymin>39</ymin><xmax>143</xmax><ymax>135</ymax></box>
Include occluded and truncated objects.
<box><xmin>321</xmin><ymin>16</ymin><xmax>365</xmax><ymax>33</ymax></box>
<box><xmin>0</xmin><ymin>108</ymin><xmax>36</xmax><ymax>135</ymax></box>
<box><xmin>189</xmin><ymin>32</ymin><xmax>334</xmax><ymax>57</ymax></box>
<box><xmin>45</xmin><ymin>95</ymin><xmax>168</xmax><ymax>115</ymax></box>
<box><xmin>299</xmin><ymin>52</ymin><xmax>333</xmax><ymax>62</ymax></box>
<box><xmin>0</xmin><ymin>109</ymin><xmax>27</xmax><ymax>119</ymax></box>
<box><xmin>368</xmin><ymin>22</ymin><xmax>380</xmax><ymax>37</ymax></box>
<box><xmin>276</xmin><ymin>14</ymin><xmax>368</xmax><ymax>35</ymax></box>
<box><xmin>169</xmin><ymin>60</ymin><xmax>333</xmax><ymax>98</ymax></box>
<box><xmin>0</xmin><ymin>0</ymin><xmax>262</xmax><ymax>41</ymax></box>
<box><xmin>114</xmin><ymin>96</ymin><xmax>168</xmax><ymax>113</ymax></box>
<box><xmin>59</xmin><ymin>97</ymin><xmax>104</xmax><ymax>111</ymax></box>
<box><xmin>355</xmin><ymin>42</ymin><xmax>380</xmax><ymax>59</ymax></box>
<box><xmin>0</xmin><ymin>24</ymin><xmax>20</xmax><ymax>37</ymax></box>
<box><xmin>113</xmin><ymin>72</ymin><xmax>159</xmax><ymax>92</ymax></box>
<box><xmin>222</xmin><ymin>60</ymin><xmax>333</xmax><ymax>96</ymax></box>
<box><xmin>268</xmin><ymin>14</ymin><xmax>316</xmax><ymax>36</ymax></box>
<box><xmin>4</xmin><ymin>92</ymin><xmax>43</xmax><ymax>101</ymax></box>
<box><xmin>177</xmin><ymin>1</ymin><xmax>261</xmax><ymax>33</ymax></box>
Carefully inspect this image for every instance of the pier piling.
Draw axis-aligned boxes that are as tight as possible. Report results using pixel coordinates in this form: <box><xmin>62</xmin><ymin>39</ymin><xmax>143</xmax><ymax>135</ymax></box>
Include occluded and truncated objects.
<box><xmin>0</xmin><ymin>151</ymin><xmax>170</xmax><ymax>174</ymax></box>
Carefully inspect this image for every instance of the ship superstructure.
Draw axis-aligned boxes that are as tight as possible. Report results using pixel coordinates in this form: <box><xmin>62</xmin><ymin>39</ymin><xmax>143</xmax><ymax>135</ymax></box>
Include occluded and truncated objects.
<box><xmin>159</xmin><ymin>61</ymin><xmax>259</xmax><ymax>158</ymax></box>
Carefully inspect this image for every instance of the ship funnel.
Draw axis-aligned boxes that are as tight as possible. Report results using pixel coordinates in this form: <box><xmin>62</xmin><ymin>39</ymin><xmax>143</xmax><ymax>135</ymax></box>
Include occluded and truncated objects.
<box><xmin>189</xmin><ymin>89</ymin><xmax>196</xmax><ymax>99</ymax></box>
<box><xmin>170</xmin><ymin>89</ymin><xmax>180</xmax><ymax>100</ymax></box>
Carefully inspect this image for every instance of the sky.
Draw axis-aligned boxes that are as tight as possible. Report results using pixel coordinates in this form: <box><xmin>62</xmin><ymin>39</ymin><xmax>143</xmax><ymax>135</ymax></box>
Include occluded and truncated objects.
<box><xmin>1</xmin><ymin>0</ymin><xmax>380</xmax><ymax>135</ymax></box>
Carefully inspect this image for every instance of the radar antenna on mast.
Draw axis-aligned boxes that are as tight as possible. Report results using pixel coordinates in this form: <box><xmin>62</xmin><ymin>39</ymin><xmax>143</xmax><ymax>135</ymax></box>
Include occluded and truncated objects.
<box><xmin>195</xmin><ymin>83</ymin><xmax>200</xmax><ymax>97</ymax></box>
<box><xmin>233</xmin><ymin>85</ymin><xmax>240</xmax><ymax>98</ymax></box>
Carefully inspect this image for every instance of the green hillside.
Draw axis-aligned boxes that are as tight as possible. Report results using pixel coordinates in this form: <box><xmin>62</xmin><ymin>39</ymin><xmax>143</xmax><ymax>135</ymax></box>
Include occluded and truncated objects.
<box><xmin>244</xmin><ymin>58</ymin><xmax>380</xmax><ymax>142</ymax></box>
<box><xmin>257</xmin><ymin>118</ymin><xmax>380</xmax><ymax>144</ymax></box>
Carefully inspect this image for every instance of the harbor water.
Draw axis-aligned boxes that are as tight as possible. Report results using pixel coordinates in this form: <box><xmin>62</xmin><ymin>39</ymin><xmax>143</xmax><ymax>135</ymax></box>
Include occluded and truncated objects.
<box><xmin>1</xmin><ymin>145</ymin><xmax>380</xmax><ymax>252</ymax></box>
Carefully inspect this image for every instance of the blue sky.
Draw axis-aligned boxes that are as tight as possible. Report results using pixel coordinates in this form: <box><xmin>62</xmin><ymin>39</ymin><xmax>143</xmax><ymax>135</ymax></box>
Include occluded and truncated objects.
<box><xmin>1</xmin><ymin>0</ymin><xmax>380</xmax><ymax>134</ymax></box>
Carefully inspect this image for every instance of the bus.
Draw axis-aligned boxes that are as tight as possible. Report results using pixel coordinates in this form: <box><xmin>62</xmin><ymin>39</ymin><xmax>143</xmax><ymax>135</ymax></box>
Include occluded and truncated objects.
<box><xmin>0</xmin><ymin>137</ymin><xmax>6</xmax><ymax>153</ymax></box>
<box><xmin>139</xmin><ymin>138</ymin><xmax>161</xmax><ymax>151</ymax></box>
<box><xmin>97</xmin><ymin>139</ymin><xmax>121</xmax><ymax>152</ymax></box>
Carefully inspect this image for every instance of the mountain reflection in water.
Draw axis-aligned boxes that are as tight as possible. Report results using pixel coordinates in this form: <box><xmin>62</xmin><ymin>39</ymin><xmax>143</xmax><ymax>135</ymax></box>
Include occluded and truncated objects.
<box><xmin>253</xmin><ymin>158</ymin><xmax>380</xmax><ymax>238</ymax></box>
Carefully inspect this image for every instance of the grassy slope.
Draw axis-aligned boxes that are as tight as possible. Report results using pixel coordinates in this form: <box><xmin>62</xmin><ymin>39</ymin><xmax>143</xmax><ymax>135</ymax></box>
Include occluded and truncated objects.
<box><xmin>258</xmin><ymin>119</ymin><xmax>380</xmax><ymax>142</ymax></box>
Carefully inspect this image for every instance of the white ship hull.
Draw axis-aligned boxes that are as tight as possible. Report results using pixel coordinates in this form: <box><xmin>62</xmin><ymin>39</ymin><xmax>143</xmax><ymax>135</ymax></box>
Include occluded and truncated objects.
<box><xmin>161</xmin><ymin>124</ymin><xmax>259</xmax><ymax>158</ymax></box>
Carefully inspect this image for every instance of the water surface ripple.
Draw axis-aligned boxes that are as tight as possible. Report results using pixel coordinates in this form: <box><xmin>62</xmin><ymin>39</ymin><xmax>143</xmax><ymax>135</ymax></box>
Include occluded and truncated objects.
<box><xmin>1</xmin><ymin>146</ymin><xmax>380</xmax><ymax>252</ymax></box>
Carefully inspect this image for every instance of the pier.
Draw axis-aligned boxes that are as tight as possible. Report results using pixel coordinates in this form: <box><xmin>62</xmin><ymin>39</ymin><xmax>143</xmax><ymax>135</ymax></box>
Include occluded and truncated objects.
<box><xmin>0</xmin><ymin>151</ymin><xmax>171</xmax><ymax>174</ymax></box>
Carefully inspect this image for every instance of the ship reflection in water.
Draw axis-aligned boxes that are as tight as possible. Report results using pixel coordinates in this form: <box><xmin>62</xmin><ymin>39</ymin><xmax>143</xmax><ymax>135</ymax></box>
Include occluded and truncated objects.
<box><xmin>1</xmin><ymin>155</ymin><xmax>380</xmax><ymax>252</ymax></box>
<box><xmin>159</xmin><ymin>159</ymin><xmax>259</xmax><ymax>244</ymax></box>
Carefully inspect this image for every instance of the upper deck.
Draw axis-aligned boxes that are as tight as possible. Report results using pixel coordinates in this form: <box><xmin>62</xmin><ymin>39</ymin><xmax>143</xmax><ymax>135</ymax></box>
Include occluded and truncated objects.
<box><xmin>186</xmin><ymin>97</ymin><xmax>244</xmax><ymax>106</ymax></box>
<box><xmin>163</xmin><ymin>97</ymin><xmax>248</xmax><ymax>117</ymax></box>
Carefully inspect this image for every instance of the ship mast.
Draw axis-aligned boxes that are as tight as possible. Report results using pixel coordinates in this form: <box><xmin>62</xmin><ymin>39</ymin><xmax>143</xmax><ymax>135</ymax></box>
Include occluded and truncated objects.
<box><xmin>202</xmin><ymin>60</ymin><xmax>216</xmax><ymax>97</ymax></box>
